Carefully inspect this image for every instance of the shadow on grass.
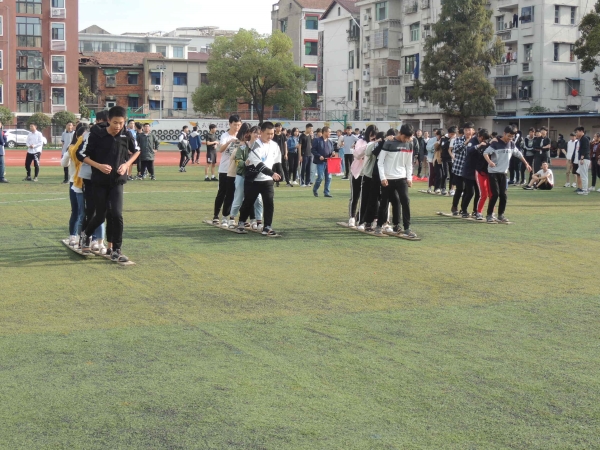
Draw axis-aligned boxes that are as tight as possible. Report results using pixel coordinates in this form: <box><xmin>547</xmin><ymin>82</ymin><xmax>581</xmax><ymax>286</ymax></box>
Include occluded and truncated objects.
<box><xmin>0</xmin><ymin>244</ymin><xmax>107</xmax><ymax>267</ymax></box>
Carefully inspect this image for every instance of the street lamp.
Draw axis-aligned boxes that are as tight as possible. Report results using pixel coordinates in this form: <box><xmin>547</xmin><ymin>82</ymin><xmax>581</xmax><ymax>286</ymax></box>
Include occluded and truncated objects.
<box><xmin>155</xmin><ymin>64</ymin><xmax>166</xmax><ymax>119</ymax></box>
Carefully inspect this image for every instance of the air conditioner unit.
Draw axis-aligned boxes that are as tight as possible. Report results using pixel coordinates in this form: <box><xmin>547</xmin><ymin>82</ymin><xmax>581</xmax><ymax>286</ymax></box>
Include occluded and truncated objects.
<box><xmin>154</xmin><ymin>85</ymin><xmax>162</xmax><ymax>91</ymax></box>
<box><xmin>501</xmin><ymin>56</ymin><xmax>507</xmax><ymax>63</ymax></box>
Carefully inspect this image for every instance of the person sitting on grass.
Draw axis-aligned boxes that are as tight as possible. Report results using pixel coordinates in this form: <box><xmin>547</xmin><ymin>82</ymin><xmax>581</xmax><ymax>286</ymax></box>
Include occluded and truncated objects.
<box><xmin>523</xmin><ymin>161</ymin><xmax>554</xmax><ymax>190</ymax></box>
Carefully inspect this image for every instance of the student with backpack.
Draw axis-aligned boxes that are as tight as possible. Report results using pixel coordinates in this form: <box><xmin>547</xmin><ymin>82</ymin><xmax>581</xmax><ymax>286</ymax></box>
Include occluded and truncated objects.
<box><xmin>178</xmin><ymin>126</ymin><xmax>191</xmax><ymax>172</ymax></box>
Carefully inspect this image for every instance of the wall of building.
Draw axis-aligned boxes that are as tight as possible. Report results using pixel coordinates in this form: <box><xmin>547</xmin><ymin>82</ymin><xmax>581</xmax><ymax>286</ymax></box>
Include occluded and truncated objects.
<box><xmin>97</xmin><ymin>67</ymin><xmax>146</xmax><ymax>110</ymax></box>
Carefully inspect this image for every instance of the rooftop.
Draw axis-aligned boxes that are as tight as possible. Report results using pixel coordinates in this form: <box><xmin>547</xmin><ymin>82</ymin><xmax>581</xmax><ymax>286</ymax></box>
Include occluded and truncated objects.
<box><xmin>79</xmin><ymin>52</ymin><xmax>165</xmax><ymax>67</ymax></box>
<box><xmin>295</xmin><ymin>0</ymin><xmax>332</xmax><ymax>9</ymax></box>
<box><xmin>321</xmin><ymin>0</ymin><xmax>360</xmax><ymax>19</ymax></box>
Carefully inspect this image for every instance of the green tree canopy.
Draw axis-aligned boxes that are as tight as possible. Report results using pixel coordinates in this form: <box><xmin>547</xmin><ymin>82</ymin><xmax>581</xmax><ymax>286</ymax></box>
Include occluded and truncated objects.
<box><xmin>79</xmin><ymin>72</ymin><xmax>92</xmax><ymax>119</ymax></box>
<box><xmin>27</xmin><ymin>113</ymin><xmax>52</xmax><ymax>130</ymax></box>
<box><xmin>52</xmin><ymin>111</ymin><xmax>77</xmax><ymax>129</ymax></box>
<box><xmin>0</xmin><ymin>106</ymin><xmax>14</xmax><ymax>127</ymax></box>
<box><xmin>416</xmin><ymin>0</ymin><xmax>503</xmax><ymax>122</ymax></box>
<box><xmin>574</xmin><ymin>2</ymin><xmax>600</xmax><ymax>91</ymax></box>
<box><xmin>192</xmin><ymin>29</ymin><xmax>311</xmax><ymax>123</ymax></box>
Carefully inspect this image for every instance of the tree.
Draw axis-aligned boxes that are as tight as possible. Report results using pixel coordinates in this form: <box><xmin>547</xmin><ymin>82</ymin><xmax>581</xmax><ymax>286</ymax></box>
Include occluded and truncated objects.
<box><xmin>79</xmin><ymin>71</ymin><xmax>92</xmax><ymax>119</ymax></box>
<box><xmin>574</xmin><ymin>2</ymin><xmax>600</xmax><ymax>92</ymax></box>
<box><xmin>415</xmin><ymin>0</ymin><xmax>503</xmax><ymax>122</ymax></box>
<box><xmin>191</xmin><ymin>29</ymin><xmax>311</xmax><ymax>123</ymax></box>
<box><xmin>0</xmin><ymin>106</ymin><xmax>14</xmax><ymax>126</ymax></box>
<box><xmin>27</xmin><ymin>113</ymin><xmax>52</xmax><ymax>130</ymax></box>
<box><xmin>52</xmin><ymin>110</ymin><xmax>77</xmax><ymax>129</ymax></box>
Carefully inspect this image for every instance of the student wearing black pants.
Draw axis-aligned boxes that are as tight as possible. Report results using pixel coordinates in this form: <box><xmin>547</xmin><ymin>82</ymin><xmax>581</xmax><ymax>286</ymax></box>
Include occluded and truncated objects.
<box><xmin>240</xmin><ymin>180</ymin><xmax>275</xmax><ymax>228</ymax></box>
<box><xmin>487</xmin><ymin>173</ymin><xmax>508</xmax><ymax>218</ymax></box>
<box><xmin>344</xmin><ymin>153</ymin><xmax>353</xmax><ymax>178</ymax></box>
<box><xmin>378</xmin><ymin>179</ymin><xmax>411</xmax><ymax>231</ymax></box>
<box><xmin>77</xmin><ymin>106</ymin><xmax>139</xmax><ymax>262</ymax></box>
<box><xmin>214</xmin><ymin>173</ymin><xmax>236</xmax><ymax>218</ymax></box>
<box><xmin>434</xmin><ymin>161</ymin><xmax>447</xmax><ymax>191</ymax></box>
<box><xmin>349</xmin><ymin>176</ymin><xmax>362</xmax><ymax>222</ymax></box>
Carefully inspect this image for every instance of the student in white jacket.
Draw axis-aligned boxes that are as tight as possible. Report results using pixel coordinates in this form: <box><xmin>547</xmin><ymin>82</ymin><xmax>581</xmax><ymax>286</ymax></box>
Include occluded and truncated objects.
<box><xmin>24</xmin><ymin>123</ymin><xmax>44</xmax><ymax>182</ymax></box>
<box><xmin>374</xmin><ymin>124</ymin><xmax>418</xmax><ymax>239</ymax></box>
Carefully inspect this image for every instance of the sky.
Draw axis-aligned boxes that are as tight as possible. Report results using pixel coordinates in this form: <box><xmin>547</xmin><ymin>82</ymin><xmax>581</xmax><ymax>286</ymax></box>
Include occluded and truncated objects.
<box><xmin>79</xmin><ymin>0</ymin><xmax>275</xmax><ymax>36</ymax></box>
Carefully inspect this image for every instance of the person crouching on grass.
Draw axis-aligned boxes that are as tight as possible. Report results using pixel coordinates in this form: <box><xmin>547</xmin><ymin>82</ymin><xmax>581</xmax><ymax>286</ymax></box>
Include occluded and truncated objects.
<box><xmin>523</xmin><ymin>161</ymin><xmax>554</xmax><ymax>190</ymax></box>
<box><xmin>77</xmin><ymin>106</ymin><xmax>140</xmax><ymax>263</ymax></box>
<box><xmin>237</xmin><ymin>122</ymin><xmax>282</xmax><ymax>236</ymax></box>
<box><xmin>374</xmin><ymin>124</ymin><xmax>418</xmax><ymax>239</ymax></box>
<box><xmin>483</xmin><ymin>126</ymin><xmax>532</xmax><ymax>223</ymax></box>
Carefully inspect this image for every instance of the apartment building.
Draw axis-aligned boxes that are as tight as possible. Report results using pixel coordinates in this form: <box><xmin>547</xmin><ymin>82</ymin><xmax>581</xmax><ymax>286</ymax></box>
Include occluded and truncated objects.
<box><xmin>0</xmin><ymin>0</ymin><xmax>79</xmax><ymax>125</ymax></box>
<box><xmin>79</xmin><ymin>25</ymin><xmax>190</xmax><ymax>59</ymax></box>
<box><xmin>317</xmin><ymin>0</ymin><xmax>361</xmax><ymax>121</ymax></box>
<box><xmin>165</xmin><ymin>27</ymin><xmax>236</xmax><ymax>54</ymax></box>
<box><xmin>319</xmin><ymin>0</ymin><xmax>597</xmax><ymax>133</ymax></box>
<box><xmin>272</xmin><ymin>0</ymin><xmax>331</xmax><ymax>110</ymax></box>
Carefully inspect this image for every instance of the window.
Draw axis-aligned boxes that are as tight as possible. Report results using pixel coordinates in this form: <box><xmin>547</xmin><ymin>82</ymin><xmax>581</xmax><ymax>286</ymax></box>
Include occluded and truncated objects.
<box><xmin>17</xmin><ymin>17</ymin><xmax>42</xmax><ymax>47</ymax></box>
<box><xmin>106</xmin><ymin>75</ymin><xmax>116</xmax><ymax>87</ymax></box>
<box><xmin>519</xmin><ymin>80</ymin><xmax>533</xmax><ymax>99</ymax></box>
<box><xmin>372</xmin><ymin>87</ymin><xmax>387</xmax><ymax>105</ymax></box>
<box><xmin>52</xmin><ymin>87</ymin><xmax>65</xmax><ymax>105</ymax></box>
<box><xmin>0</xmin><ymin>85</ymin><xmax>3</xmax><ymax>104</ymax></box>
<box><xmin>566</xmin><ymin>79</ymin><xmax>582</xmax><ymax>95</ymax></box>
<box><xmin>0</xmin><ymin>16</ymin><xmax>3</xmax><ymax>36</ymax></box>
<box><xmin>200</xmin><ymin>73</ymin><xmax>209</xmax><ymax>85</ymax></box>
<box><xmin>173</xmin><ymin>97</ymin><xmax>187</xmax><ymax>110</ymax></box>
<box><xmin>150</xmin><ymin>72</ymin><xmax>162</xmax><ymax>85</ymax></box>
<box><xmin>17</xmin><ymin>0</ymin><xmax>42</xmax><ymax>15</ymax></box>
<box><xmin>570</xmin><ymin>44</ymin><xmax>575</xmax><ymax>62</ymax></box>
<box><xmin>376</xmin><ymin>2</ymin><xmax>388</xmax><ymax>21</ymax></box>
<box><xmin>571</xmin><ymin>7</ymin><xmax>576</xmax><ymax>25</ymax></box>
<box><xmin>17</xmin><ymin>83</ymin><xmax>43</xmax><ymax>112</ymax></box>
<box><xmin>51</xmin><ymin>55</ymin><xmax>65</xmax><ymax>73</ymax></box>
<box><xmin>17</xmin><ymin>50</ymin><xmax>43</xmax><ymax>80</ymax></box>
<box><xmin>52</xmin><ymin>0</ymin><xmax>65</xmax><ymax>7</ymax></box>
<box><xmin>348</xmin><ymin>51</ymin><xmax>354</xmax><ymax>69</ymax></box>
<box><xmin>405</xmin><ymin>86</ymin><xmax>415</xmax><ymax>103</ymax></box>
<box><xmin>521</xmin><ymin>6</ymin><xmax>534</xmax><ymax>23</ymax></box>
<box><xmin>555</xmin><ymin>5</ymin><xmax>560</xmax><ymax>24</ymax></box>
<box><xmin>496</xmin><ymin>15</ymin><xmax>504</xmax><ymax>31</ymax></box>
<box><xmin>404</xmin><ymin>55</ymin><xmax>416</xmax><ymax>75</ymax></box>
<box><xmin>173</xmin><ymin>72</ymin><xmax>187</xmax><ymax>85</ymax></box>
<box><xmin>51</xmin><ymin>23</ymin><xmax>65</xmax><ymax>40</ymax></box>
<box><xmin>410</xmin><ymin>22</ymin><xmax>420</xmax><ymax>41</ymax></box>
<box><xmin>524</xmin><ymin>44</ymin><xmax>533</xmax><ymax>61</ymax></box>
<box><xmin>305</xmin><ymin>41</ymin><xmax>318</xmax><ymax>56</ymax></box>
<box><xmin>156</xmin><ymin>45</ymin><xmax>167</xmax><ymax>57</ymax></box>
<box><xmin>173</xmin><ymin>46</ymin><xmax>184</xmax><ymax>58</ymax></box>
<box><xmin>554</xmin><ymin>43</ymin><xmax>559</xmax><ymax>61</ymax></box>
<box><xmin>306</xmin><ymin>16</ymin><xmax>318</xmax><ymax>30</ymax></box>
<box><xmin>338</xmin><ymin>7</ymin><xmax>341</xmax><ymax>16</ymax></box>
<box><xmin>552</xmin><ymin>80</ymin><xmax>566</xmax><ymax>98</ymax></box>
<box><xmin>127</xmin><ymin>73</ymin><xmax>139</xmax><ymax>85</ymax></box>
<box><xmin>494</xmin><ymin>76</ymin><xmax>517</xmax><ymax>99</ymax></box>
<box><xmin>149</xmin><ymin>100</ymin><xmax>163</xmax><ymax>110</ymax></box>
<box><xmin>348</xmin><ymin>82</ymin><xmax>353</xmax><ymax>102</ymax></box>
<box><xmin>128</xmin><ymin>96</ymin><xmax>139</xmax><ymax>108</ymax></box>
<box><xmin>280</xmin><ymin>19</ymin><xmax>287</xmax><ymax>33</ymax></box>
<box><xmin>373</xmin><ymin>29</ymin><xmax>388</xmax><ymax>48</ymax></box>
<box><xmin>307</xmin><ymin>93</ymin><xmax>317</xmax><ymax>108</ymax></box>
<box><xmin>307</xmin><ymin>67</ymin><xmax>317</xmax><ymax>81</ymax></box>
<box><xmin>0</xmin><ymin>50</ymin><xmax>2</xmax><ymax>71</ymax></box>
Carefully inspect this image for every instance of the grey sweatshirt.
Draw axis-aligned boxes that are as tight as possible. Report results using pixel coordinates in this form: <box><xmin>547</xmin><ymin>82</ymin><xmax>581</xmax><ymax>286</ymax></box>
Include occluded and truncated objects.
<box><xmin>483</xmin><ymin>139</ymin><xmax>523</xmax><ymax>174</ymax></box>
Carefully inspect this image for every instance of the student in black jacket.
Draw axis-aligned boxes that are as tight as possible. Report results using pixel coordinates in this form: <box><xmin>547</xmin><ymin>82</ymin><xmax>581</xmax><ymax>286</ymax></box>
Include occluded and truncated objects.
<box><xmin>77</xmin><ymin>106</ymin><xmax>139</xmax><ymax>262</ymax></box>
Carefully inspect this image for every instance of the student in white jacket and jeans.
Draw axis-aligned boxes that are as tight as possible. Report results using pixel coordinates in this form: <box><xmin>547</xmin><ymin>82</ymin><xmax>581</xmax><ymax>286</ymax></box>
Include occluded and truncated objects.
<box><xmin>374</xmin><ymin>124</ymin><xmax>418</xmax><ymax>238</ymax></box>
<box><xmin>24</xmin><ymin>123</ymin><xmax>44</xmax><ymax>181</ymax></box>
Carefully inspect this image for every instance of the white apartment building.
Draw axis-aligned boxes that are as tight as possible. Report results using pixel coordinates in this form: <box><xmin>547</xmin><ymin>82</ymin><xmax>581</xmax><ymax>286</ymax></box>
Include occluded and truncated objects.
<box><xmin>165</xmin><ymin>27</ymin><xmax>237</xmax><ymax>54</ymax></box>
<box><xmin>317</xmin><ymin>0</ymin><xmax>362</xmax><ymax>121</ymax></box>
<box><xmin>79</xmin><ymin>25</ymin><xmax>191</xmax><ymax>59</ymax></box>
<box><xmin>272</xmin><ymin>0</ymin><xmax>331</xmax><ymax>109</ymax></box>
<box><xmin>319</xmin><ymin>0</ymin><xmax>598</xmax><ymax>134</ymax></box>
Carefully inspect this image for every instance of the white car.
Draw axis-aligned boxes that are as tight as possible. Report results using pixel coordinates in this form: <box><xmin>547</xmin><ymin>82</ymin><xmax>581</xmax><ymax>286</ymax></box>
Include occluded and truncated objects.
<box><xmin>5</xmin><ymin>129</ymin><xmax>47</xmax><ymax>148</ymax></box>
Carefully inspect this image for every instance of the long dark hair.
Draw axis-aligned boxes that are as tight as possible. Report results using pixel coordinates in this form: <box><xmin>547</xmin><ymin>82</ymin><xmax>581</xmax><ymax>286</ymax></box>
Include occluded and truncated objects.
<box><xmin>363</xmin><ymin>125</ymin><xmax>378</xmax><ymax>141</ymax></box>
<box><xmin>237</xmin><ymin>123</ymin><xmax>251</xmax><ymax>141</ymax></box>
<box><xmin>70</xmin><ymin>124</ymin><xmax>89</xmax><ymax>145</ymax></box>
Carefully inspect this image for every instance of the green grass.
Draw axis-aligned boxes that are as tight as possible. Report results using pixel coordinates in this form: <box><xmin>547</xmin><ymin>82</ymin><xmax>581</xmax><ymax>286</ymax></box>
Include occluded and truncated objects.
<box><xmin>0</xmin><ymin>165</ymin><xmax>599</xmax><ymax>449</ymax></box>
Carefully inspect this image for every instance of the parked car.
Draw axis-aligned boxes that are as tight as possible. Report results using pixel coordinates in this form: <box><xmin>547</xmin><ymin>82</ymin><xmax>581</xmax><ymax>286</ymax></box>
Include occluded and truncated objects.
<box><xmin>5</xmin><ymin>129</ymin><xmax>47</xmax><ymax>148</ymax></box>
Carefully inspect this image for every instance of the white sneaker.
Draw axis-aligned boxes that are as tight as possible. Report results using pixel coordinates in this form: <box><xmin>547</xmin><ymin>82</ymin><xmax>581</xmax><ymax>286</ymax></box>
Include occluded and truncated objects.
<box><xmin>292</xmin><ymin>181</ymin><xmax>298</xmax><ymax>185</ymax></box>
<box><xmin>357</xmin><ymin>223</ymin><xmax>365</xmax><ymax>231</ymax></box>
<box><xmin>590</xmin><ymin>186</ymin><xmax>596</xmax><ymax>192</ymax></box>
<box><xmin>348</xmin><ymin>218</ymin><xmax>356</xmax><ymax>227</ymax></box>
<box><xmin>228</xmin><ymin>219</ymin><xmax>236</xmax><ymax>228</ymax></box>
<box><xmin>91</xmin><ymin>240</ymin><xmax>99</xmax><ymax>252</ymax></box>
<box><xmin>383</xmin><ymin>225</ymin><xmax>393</xmax><ymax>233</ymax></box>
<box><xmin>449</xmin><ymin>189</ymin><xmax>455</xmax><ymax>196</ymax></box>
<box><xmin>434</xmin><ymin>189</ymin><xmax>441</xmax><ymax>194</ymax></box>
<box><xmin>251</xmin><ymin>222</ymin><xmax>258</xmax><ymax>230</ymax></box>
<box><xmin>97</xmin><ymin>244</ymin><xmax>107</xmax><ymax>255</ymax></box>
<box><xmin>69</xmin><ymin>235</ymin><xmax>78</xmax><ymax>246</ymax></box>
<box><xmin>564</xmin><ymin>182</ymin><xmax>570</xmax><ymax>188</ymax></box>
<box><xmin>572</xmin><ymin>183</ymin><xmax>577</xmax><ymax>188</ymax></box>
<box><xmin>221</xmin><ymin>219</ymin><xmax>228</xmax><ymax>228</ymax></box>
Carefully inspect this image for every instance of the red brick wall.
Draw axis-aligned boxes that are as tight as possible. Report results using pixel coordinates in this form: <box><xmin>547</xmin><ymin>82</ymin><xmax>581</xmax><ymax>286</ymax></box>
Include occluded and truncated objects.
<box><xmin>97</xmin><ymin>68</ymin><xmax>145</xmax><ymax>109</ymax></box>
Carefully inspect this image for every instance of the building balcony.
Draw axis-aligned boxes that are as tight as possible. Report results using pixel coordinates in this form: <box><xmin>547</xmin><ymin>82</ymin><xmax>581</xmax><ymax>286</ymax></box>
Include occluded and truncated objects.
<box><xmin>404</xmin><ymin>2</ymin><xmax>418</xmax><ymax>14</ymax></box>
<box><xmin>496</xmin><ymin>29</ymin><xmax>517</xmax><ymax>43</ymax></box>
<box><xmin>495</xmin><ymin>91</ymin><xmax>517</xmax><ymax>100</ymax></box>
<box><xmin>347</xmin><ymin>32</ymin><xmax>360</xmax><ymax>42</ymax></box>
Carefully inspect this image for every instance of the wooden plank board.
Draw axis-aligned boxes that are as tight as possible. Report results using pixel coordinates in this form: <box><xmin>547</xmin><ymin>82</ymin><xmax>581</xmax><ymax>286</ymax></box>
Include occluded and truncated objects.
<box><xmin>101</xmin><ymin>253</ymin><xmax>137</xmax><ymax>266</ymax></box>
<box><xmin>383</xmin><ymin>231</ymin><xmax>422</xmax><ymax>241</ymax></box>
<box><xmin>336</xmin><ymin>222</ymin><xmax>388</xmax><ymax>237</ymax></box>
<box><xmin>61</xmin><ymin>239</ymin><xmax>93</xmax><ymax>257</ymax></box>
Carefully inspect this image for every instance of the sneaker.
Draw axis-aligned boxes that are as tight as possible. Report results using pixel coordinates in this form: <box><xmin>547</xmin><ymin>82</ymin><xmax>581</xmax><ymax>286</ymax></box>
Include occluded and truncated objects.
<box><xmin>402</xmin><ymin>229</ymin><xmax>418</xmax><ymax>239</ymax></box>
<box><xmin>262</xmin><ymin>226</ymin><xmax>277</xmax><ymax>236</ymax></box>
<box><xmin>434</xmin><ymin>189</ymin><xmax>441</xmax><ymax>194</ymax></box>
<box><xmin>292</xmin><ymin>181</ymin><xmax>298</xmax><ymax>185</ymax></box>
<box><xmin>441</xmin><ymin>189</ymin><xmax>447</xmax><ymax>195</ymax></box>
<box><xmin>111</xmin><ymin>249</ymin><xmax>129</xmax><ymax>263</ymax></box>
<box><xmin>136</xmin><ymin>175</ymin><xmax>143</xmax><ymax>181</ymax></box>
<box><xmin>237</xmin><ymin>221</ymin><xmax>246</xmax><ymax>232</ymax></box>
<box><xmin>357</xmin><ymin>223</ymin><xmax>365</xmax><ymax>231</ymax></box>
<box><xmin>0</xmin><ymin>178</ymin><xmax>9</xmax><ymax>183</ymax></box>
<box><xmin>575</xmin><ymin>188</ymin><xmax>583</xmax><ymax>193</ymax></box>
<box><xmin>68</xmin><ymin>235</ymin><xmax>78</xmax><ymax>246</ymax></box>
<box><xmin>578</xmin><ymin>190</ymin><xmax>589</xmax><ymax>195</ymax></box>
<box><xmin>104</xmin><ymin>247</ymin><xmax>112</xmax><ymax>256</ymax></box>
<box><xmin>300</xmin><ymin>183</ymin><xmax>306</xmax><ymax>187</ymax></box>
<box><xmin>341</xmin><ymin>177</ymin><xmax>349</xmax><ymax>180</ymax></box>
<box><xmin>205</xmin><ymin>176</ymin><xmax>210</xmax><ymax>181</ymax></box>
<box><xmin>286</xmin><ymin>182</ymin><xmax>293</xmax><ymax>187</ymax></box>
<box><xmin>486</xmin><ymin>215</ymin><xmax>496</xmax><ymax>223</ymax></box>
<box><xmin>127</xmin><ymin>176</ymin><xmax>134</xmax><ymax>181</ymax></box>
<box><xmin>449</xmin><ymin>189</ymin><xmax>455</xmax><ymax>196</ymax></box>
<box><xmin>228</xmin><ymin>219</ymin><xmax>236</xmax><ymax>228</ymax></box>
<box><xmin>572</xmin><ymin>182</ymin><xmax>577</xmax><ymax>188</ymax></box>
<box><xmin>309</xmin><ymin>182</ymin><xmax>313</xmax><ymax>187</ymax></box>
<box><xmin>211</xmin><ymin>177</ymin><xmax>218</xmax><ymax>181</ymax></box>
<box><xmin>348</xmin><ymin>218</ymin><xmax>356</xmax><ymax>227</ymax></box>
<box><xmin>427</xmin><ymin>188</ymin><xmax>433</xmax><ymax>194</ymax></box>
<box><xmin>497</xmin><ymin>215</ymin><xmax>510</xmax><ymax>223</ymax></box>
<box><xmin>451</xmin><ymin>210</ymin><xmax>460</xmax><ymax>216</ymax></box>
<box><xmin>383</xmin><ymin>225</ymin><xmax>393</xmax><ymax>233</ymax></box>
<box><xmin>475</xmin><ymin>213</ymin><xmax>484</xmax><ymax>221</ymax></box>
<box><xmin>392</xmin><ymin>225</ymin><xmax>400</xmax><ymax>233</ymax></box>
<box><xmin>324</xmin><ymin>194</ymin><xmax>333</xmax><ymax>198</ymax></box>
<box><xmin>62</xmin><ymin>179</ymin><xmax>69</xmax><ymax>184</ymax></box>
<box><xmin>91</xmin><ymin>240</ymin><xmax>99</xmax><ymax>252</ymax></box>
<box><xmin>80</xmin><ymin>232</ymin><xmax>92</xmax><ymax>252</ymax></box>
<box><xmin>461</xmin><ymin>212</ymin><xmax>470</xmax><ymax>219</ymax></box>
<box><xmin>33</xmin><ymin>177</ymin><xmax>38</xmax><ymax>182</ymax></box>
<box><xmin>508</xmin><ymin>180</ymin><xmax>515</xmax><ymax>185</ymax></box>
<box><xmin>97</xmin><ymin>244</ymin><xmax>108</xmax><ymax>255</ymax></box>
<box><xmin>150</xmin><ymin>176</ymin><xmax>156</xmax><ymax>181</ymax></box>
<box><xmin>373</xmin><ymin>226</ymin><xmax>383</xmax><ymax>235</ymax></box>
<box><xmin>590</xmin><ymin>186</ymin><xmax>596</xmax><ymax>192</ymax></box>
<box><xmin>179</xmin><ymin>167</ymin><xmax>184</xmax><ymax>172</ymax></box>
<box><xmin>251</xmin><ymin>221</ymin><xmax>258</xmax><ymax>230</ymax></box>
<box><xmin>523</xmin><ymin>186</ymin><xmax>534</xmax><ymax>190</ymax></box>
<box><xmin>313</xmin><ymin>190</ymin><xmax>318</xmax><ymax>197</ymax></box>
<box><xmin>212</xmin><ymin>217</ymin><xmax>220</xmax><ymax>225</ymax></box>
<box><xmin>221</xmin><ymin>219</ymin><xmax>228</xmax><ymax>228</ymax></box>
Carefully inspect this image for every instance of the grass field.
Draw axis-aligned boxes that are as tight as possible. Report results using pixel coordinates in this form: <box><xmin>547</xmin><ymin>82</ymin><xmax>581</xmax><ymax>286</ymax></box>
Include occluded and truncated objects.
<box><xmin>1</xmin><ymin>164</ymin><xmax>599</xmax><ymax>449</ymax></box>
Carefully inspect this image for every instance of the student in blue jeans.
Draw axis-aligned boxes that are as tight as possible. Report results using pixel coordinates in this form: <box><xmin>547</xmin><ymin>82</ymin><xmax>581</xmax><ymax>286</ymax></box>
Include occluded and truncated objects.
<box><xmin>311</xmin><ymin>126</ymin><xmax>336</xmax><ymax>197</ymax></box>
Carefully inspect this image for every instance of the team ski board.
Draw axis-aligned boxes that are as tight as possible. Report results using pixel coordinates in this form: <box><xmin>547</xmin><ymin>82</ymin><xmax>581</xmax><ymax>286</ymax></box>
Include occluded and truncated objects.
<box><xmin>62</xmin><ymin>239</ymin><xmax>136</xmax><ymax>265</ymax></box>
<box><xmin>203</xmin><ymin>220</ymin><xmax>248</xmax><ymax>234</ymax></box>
<box><xmin>336</xmin><ymin>222</ymin><xmax>388</xmax><ymax>237</ymax></box>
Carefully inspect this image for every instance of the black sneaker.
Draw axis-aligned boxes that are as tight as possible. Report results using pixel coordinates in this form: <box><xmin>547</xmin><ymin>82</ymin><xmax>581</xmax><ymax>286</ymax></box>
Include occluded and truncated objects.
<box><xmin>451</xmin><ymin>210</ymin><xmax>460</xmax><ymax>216</ymax></box>
<box><xmin>392</xmin><ymin>225</ymin><xmax>400</xmax><ymax>233</ymax></box>
<box><xmin>523</xmin><ymin>186</ymin><xmax>533</xmax><ymax>190</ymax></box>
<box><xmin>211</xmin><ymin>177</ymin><xmax>218</xmax><ymax>181</ymax></box>
<box><xmin>80</xmin><ymin>232</ymin><xmax>92</xmax><ymax>253</ymax></box>
<box><xmin>23</xmin><ymin>176</ymin><xmax>32</xmax><ymax>182</ymax></box>
<box><xmin>111</xmin><ymin>249</ymin><xmax>129</xmax><ymax>263</ymax></box>
<box><xmin>205</xmin><ymin>176</ymin><xmax>210</xmax><ymax>181</ymax></box>
<box><xmin>62</xmin><ymin>180</ymin><xmax>69</xmax><ymax>184</ymax></box>
<box><xmin>150</xmin><ymin>176</ymin><xmax>156</xmax><ymax>181</ymax></box>
<box><xmin>212</xmin><ymin>217</ymin><xmax>220</xmax><ymax>225</ymax></box>
<box><xmin>462</xmin><ymin>212</ymin><xmax>470</xmax><ymax>219</ymax></box>
<box><xmin>0</xmin><ymin>179</ymin><xmax>9</xmax><ymax>183</ymax></box>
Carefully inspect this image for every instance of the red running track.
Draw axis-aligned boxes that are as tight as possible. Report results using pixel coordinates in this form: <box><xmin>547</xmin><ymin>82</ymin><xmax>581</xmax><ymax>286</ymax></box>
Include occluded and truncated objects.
<box><xmin>3</xmin><ymin>150</ymin><xmax>222</xmax><ymax>167</ymax></box>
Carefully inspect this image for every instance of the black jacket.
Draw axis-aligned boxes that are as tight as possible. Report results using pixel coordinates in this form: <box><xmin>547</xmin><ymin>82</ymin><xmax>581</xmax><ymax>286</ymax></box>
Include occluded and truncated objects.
<box><xmin>77</xmin><ymin>123</ymin><xmax>139</xmax><ymax>186</ymax></box>
<box><xmin>576</xmin><ymin>135</ymin><xmax>591</xmax><ymax>160</ymax></box>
